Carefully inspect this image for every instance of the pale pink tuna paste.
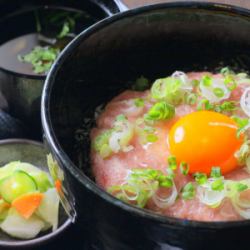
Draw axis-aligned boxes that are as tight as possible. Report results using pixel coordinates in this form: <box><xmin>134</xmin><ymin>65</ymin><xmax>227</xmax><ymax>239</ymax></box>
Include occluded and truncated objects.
<box><xmin>91</xmin><ymin>72</ymin><xmax>250</xmax><ymax>221</ymax></box>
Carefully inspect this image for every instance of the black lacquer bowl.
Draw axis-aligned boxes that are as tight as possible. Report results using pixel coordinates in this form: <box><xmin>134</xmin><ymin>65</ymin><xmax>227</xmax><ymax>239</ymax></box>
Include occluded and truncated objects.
<box><xmin>42</xmin><ymin>2</ymin><xmax>250</xmax><ymax>250</ymax></box>
<box><xmin>0</xmin><ymin>0</ymin><xmax>119</xmax><ymax>139</ymax></box>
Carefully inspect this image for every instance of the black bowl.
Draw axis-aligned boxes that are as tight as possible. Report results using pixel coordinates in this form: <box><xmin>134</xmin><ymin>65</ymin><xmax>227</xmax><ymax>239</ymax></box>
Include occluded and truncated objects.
<box><xmin>0</xmin><ymin>1</ymin><xmax>120</xmax><ymax>140</ymax></box>
<box><xmin>42</xmin><ymin>2</ymin><xmax>250</xmax><ymax>250</ymax></box>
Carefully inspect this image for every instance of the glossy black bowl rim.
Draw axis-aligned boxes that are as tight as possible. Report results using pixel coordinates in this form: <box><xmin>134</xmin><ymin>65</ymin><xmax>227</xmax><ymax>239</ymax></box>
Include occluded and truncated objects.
<box><xmin>0</xmin><ymin>4</ymin><xmax>106</xmax><ymax>80</ymax></box>
<box><xmin>42</xmin><ymin>1</ymin><xmax>250</xmax><ymax>229</ymax></box>
<box><xmin>0</xmin><ymin>138</ymin><xmax>71</xmax><ymax>247</ymax></box>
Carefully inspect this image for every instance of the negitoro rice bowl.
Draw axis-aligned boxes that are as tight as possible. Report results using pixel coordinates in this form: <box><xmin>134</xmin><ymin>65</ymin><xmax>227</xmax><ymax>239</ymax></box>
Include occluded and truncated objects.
<box><xmin>42</xmin><ymin>2</ymin><xmax>250</xmax><ymax>249</ymax></box>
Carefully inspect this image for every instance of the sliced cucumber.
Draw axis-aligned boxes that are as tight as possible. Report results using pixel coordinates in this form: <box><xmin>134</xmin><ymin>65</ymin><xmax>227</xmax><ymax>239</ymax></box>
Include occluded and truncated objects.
<box><xmin>0</xmin><ymin>161</ymin><xmax>20</xmax><ymax>181</ymax></box>
<box><xmin>0</xmin><ymin>162</ymin><xmax>53</xmax><ymax>193</ymax></box>
<box><xmin>0</xmin><ymin>170</ymin><xmax>37</xmax><ymax>203</ymax></box>
<box><xmin>29</xmin><ymin>171</ymin><xmax>52</xmax><ymax>193</ymax></box>
<box><xmin>1</xmin><ymin>208</ymin><xmax>44</xmax><ymax>239</ymax></box>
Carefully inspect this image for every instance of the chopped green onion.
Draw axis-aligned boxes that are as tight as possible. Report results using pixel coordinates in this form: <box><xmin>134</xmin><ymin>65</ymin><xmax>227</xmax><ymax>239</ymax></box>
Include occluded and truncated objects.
<box><xmin>202</xmin><ymin>75</ymin><xmax>212</xmax><ymax>87</ymax></box>
<box><xmin>210</xmin><ymin>167</ymin><xmax>221</xmax><ymax>178</ymax></box>
<box><xmin>219</xmin><ymin>101</ymin><xmax>237</xmax><ymax>112</ymax></box>
<box><xmin>193</xmin><ymin>172</ymin><xmax>207</xmax><ymax>185</ymax></box>
<box><xmin>151</xmin><ymin>77</ymin><xmax>186</xmax><ymax>105</ymax></box>
<box><xmin>197</xmin><ymin>99</ymin><xmax>214</xmax><ymax>111</ymax></box>
<box><xmin>220</xmin><ymin>67</ymin><xmax>234</xmax><ymax>75</ymax></box>
<box><xmin>135</xmin><ymin>122</ymin><xmax>157</xmax><ymax>145</ymax></box>
<box><xmin>146</xmin><ymin>134</ymin><xmax>158</xmax><ymax>143</ymax></box>
<box><xmin>93</xmin><ymin>116</ymin><xmax>134</xmax><ymax>157</ymax></box>
<box><xmin>134</xmin><ymin>98</ymin><xmax>145</xmax><ymax>107</ymax></box>
<box><xmin>116</xmin><ymin>114</ymin><xmax>127</xmax><ymax>122</ymax></box>
<box><xmin>185</xmin><ymin>93</ymin><xmax>198</xmax><ymax>105</ymax></box>
<box><xmin>166</xmin><ymin>168</ymin><xmax>175</xmax><ymax>179</ymax></box>
<box><xmin>168</xmin><ymin>156</ymin><xmax>177</xmax><ymax>170</ymax></box>
<box><xmin>93</xmin><ymin>130</ymin><xmax>112</xmax><ymax>152</ymax></box>
<box><xmin>180</xmin><ymin>162</ymin><xmax>189</xmax><ymax>176</ymax></box>
<box><xmin>18</xmin><ymin>46</ymin><xmax>60</xmax><ymax>74</ymax></box>
<box><xmin>234</xmin><ymin>140</ymin><xmax>250</xmax><ymax>164</ymax></box>
<box><xmin>232</xmin><ymin>116</ymin><xmax>250</xmax><ymax>138</ymax></box>
<box><xmin>158</xmin><ymin>176</ymin><xmax>173</xmax><ymax>188</ymax></box>
<box><xmin>133</xmin><ymin>76</ymin><xmax>150</xmax><ymax>91</ymax></box>
<box><xmin>99</xmin><ymin>144</ymin><xmax>112</xmax><ymax>159</ymax></box>
<box><xmin>224</xmin><ymin>75</ymin><xmax>237</xmax><ymax>91</ymax></box>
<box><xmin>236</xmin><ymin>183</ymin><xmax>248</xmax><ymax>192</ymax></box>
<box><xmin>182</xmin><ymin>182</ymin><xmax>195</xmax><ymax>200</ymax></box>
<box><xmin>108</xmin><ymin>168</ymin><xmax>176</xmax><ymax>208</ymax></box>
<box><xmin>57</xmin><ymin>21</ymin><xmax>70</xmax><ymax>39</ymax></box>
<box><xmin>213</xmin><ymin>87</ymin><xmax>224</xmax><ymax>98</ymax></box>
<box><xmin>144</xmin><ymin>101</ymin><xmax>175</xmax><ymax>121</ymax></box>
<box><xmin>93</xmin><ymin>130</ymin><xmax>113</xmax><ymax>158</ymax></box>
<box><xmin>211</xmin><ymin>179</ymin><xmax>224</xmax><ymax>191</ymax></box>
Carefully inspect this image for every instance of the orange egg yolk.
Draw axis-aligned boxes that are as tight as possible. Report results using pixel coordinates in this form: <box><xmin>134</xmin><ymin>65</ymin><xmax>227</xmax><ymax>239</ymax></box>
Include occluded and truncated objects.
<box><xmin>168</xmin><ymin>111</ymin><xmax>244</xmax><ymax>175</ymax></box>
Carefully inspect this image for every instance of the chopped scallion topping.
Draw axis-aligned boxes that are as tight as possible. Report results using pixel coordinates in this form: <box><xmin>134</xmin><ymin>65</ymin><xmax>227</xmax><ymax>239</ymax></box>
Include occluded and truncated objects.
<box><xmin>213</xmin><ymin>87</ymin><xmax>224</xmax><ymax>98</ymax></box>
<box><xmin>116</xmin><ymin>114</ymin><xmax>127</xmax><ymax>122</ymax></box>
<box><xmin>158</xmin><ymin>175</ymin><xmax>173</xmax><ymax>188</ymax></box>
<box><xmin>197</xmin><ymin>99</ymin><xmax>237</xmax><ymax>114</ymax></box>
<box><xmin>211</xmin><ymin>179</ymin><xmax>224</xmax><ymax>191</ymax></box>
<box><xmin>57</xmin><ymin>21</ymin><xmax>71</xmax><ymax>39</ymax></box>
<box><xmin>166</xmin><ymin>167</ymin><xmax>175</xmax><ymax>179</ymax></box>
<box><xmin>185</xmin><ymin>93</ymin><xmax>198</xmax><ymax>105</ymax></box>
<box><xmin>180</xmin><ymin>162</ymin><xmax>189</xmax><ymax>176</ymax></box>
<box><xmin>197</xmin><ymin>99</ymin><xmax>214</xmax><ymax>111</ymax></box>
<box><xmin>151</xmin><ymin>77</ymin><xmax>187</xmax><ymax>105</ymax></box>
<box><xmin>182</xmin><ymin>182</ymin><xmax>195</xmax><ymax>200</ymax></box>
<box><xmin>202</xmin><ymin>75</ymin><xmax>212</xmax><ymax>87</ymax></box>
<box><xmin>232</xmin><ymin>116</ymin><xmax>250</xmax><ymax>138</ymax></box>
<box><xmin>234</xmin><ymin>140</ymin><xmax>250</xmax><ymax>164</ymax></box>
<box><xmin>210</xmin><ymin>167</ymin><xmax>221</xmax><ymax>178</ymax></box>
<box><xmin>144</xmin><ymin>101</ymin><xmax>175</xmax><ymax>121</ymax></box>
<box><xmin>236</xmin><ymin>183</ymin><xmax>248</xmax><ymax>192</ymax></box>
<box><xmin>134</xmin><ymin>98</ymin><xmax>145</xmax><ymax>107</ymax></box>
<box><xmin>168</xmin><ymin>156</ymin><xmax>177</xmax><ymax>170</ymax></box>
<box><xmin>220</xmin><ymin>67</ymin><xmax>234</xmax><ymax>75</ymax></box>
<box><xmin>92</xmin><ymin>129</ymin><xmax>113</xmax><ymax>158</ymax></box>
<box><xmin>193</xmin><ymin>172</ymin><xmax>207</xmax><ymax>185</ymax></box>
<box><xmin>219</xmin><ymin>101</ymin><xmax>237</xmax><ymax>112</ymax></box>
<box><xmin>108</xmin><ymin>168</ymin><xmax>175</xmax><ymax>208</ymax></box>
<box><xmin>18</xmin><ymin>46</ymin><xmax>60</xmax><ymax>74</ymax></box>
<box><xmin>224</xmin><ymin>75</ymin><xmax>237</xmax><ymax>91</ymax></box>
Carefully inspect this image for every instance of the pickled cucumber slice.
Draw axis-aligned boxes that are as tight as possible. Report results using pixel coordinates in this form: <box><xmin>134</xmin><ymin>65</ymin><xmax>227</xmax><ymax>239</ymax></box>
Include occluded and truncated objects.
<box><xmin>0</xmin><ymin>170</ymin><xmax>37</xmax><ymax>203</ymax></box>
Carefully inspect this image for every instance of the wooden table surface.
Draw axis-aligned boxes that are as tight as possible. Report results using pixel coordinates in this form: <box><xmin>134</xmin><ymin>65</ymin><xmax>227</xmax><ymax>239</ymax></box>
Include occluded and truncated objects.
<box><xmin>122</xmin><ymin>0</ymin><xmax>250</xmax><ymax>9</ymax></box>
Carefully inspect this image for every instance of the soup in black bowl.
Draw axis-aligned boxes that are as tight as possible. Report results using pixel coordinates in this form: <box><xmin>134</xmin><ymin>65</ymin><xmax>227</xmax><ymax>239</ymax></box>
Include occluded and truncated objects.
<box><xmin>0</xmin><ymin>2</ymin><xmax>117</xmax><ymax>139</ymax></box>
<box><xmin>42</xmin><ymin>2</ymin><xmax>250</xmax><ymax>250</ymax></box>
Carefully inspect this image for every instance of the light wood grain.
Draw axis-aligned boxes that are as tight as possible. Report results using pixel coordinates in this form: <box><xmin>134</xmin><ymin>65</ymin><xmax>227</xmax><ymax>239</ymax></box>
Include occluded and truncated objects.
<box><xmin>122</xmin><ymin>0</ymin><xmax>250</xmax><ymax>9</ymax></box>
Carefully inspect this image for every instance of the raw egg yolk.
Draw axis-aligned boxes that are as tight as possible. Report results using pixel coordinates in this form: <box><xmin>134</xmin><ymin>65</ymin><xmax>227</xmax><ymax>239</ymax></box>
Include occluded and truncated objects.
<box><xmin>168</xmin><ymin>111</ymin><xmax>244</xmax><ymax>175</ymax></box>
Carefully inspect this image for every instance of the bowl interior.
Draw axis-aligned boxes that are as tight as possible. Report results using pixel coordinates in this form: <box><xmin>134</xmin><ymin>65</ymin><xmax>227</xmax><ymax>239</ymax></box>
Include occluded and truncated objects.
<box><xmin>0</xmin><ymin>4</ymin><xmax>108</xmax><ymax>77</ymax></box>
<box><xmin>45</xmin><ymin>3</ymin><xmax>250</xmax><ymax>220</ymax></box>
<box><xmin>0</xmin><ymin>139</ymin><xmax>70</xmax><ymax>247</ymax></box>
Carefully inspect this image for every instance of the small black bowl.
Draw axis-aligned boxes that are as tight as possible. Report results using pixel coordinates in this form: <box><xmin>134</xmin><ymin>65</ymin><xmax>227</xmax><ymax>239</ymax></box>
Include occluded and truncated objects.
<box><xmin>0</xmin><ymin>139</ymin><xmax>71</xmax><ymax>249</ymax></box>
<box><xmin>42</xmin><ymin>2</ymin><xmax>250</xmax><ymax>250</ymax></box>
<box><xmin>0</xmin><ymin>1</ymin><xmax>120</xmax><ymax>139</ymax></box>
